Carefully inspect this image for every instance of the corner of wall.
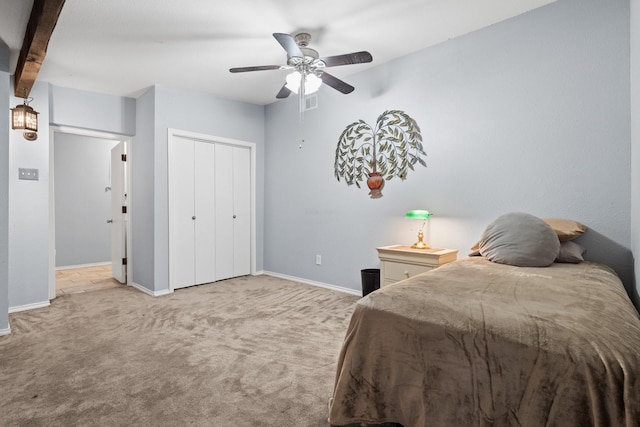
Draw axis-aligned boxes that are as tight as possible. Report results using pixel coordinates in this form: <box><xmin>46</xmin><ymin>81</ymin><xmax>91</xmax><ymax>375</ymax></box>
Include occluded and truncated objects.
<box><xmin>131</xmin><ymin>87</ymin><xmax>156</xmax><ymax>292</ymax></box>
<box><xmin>0</xmin><ymin>41</ymin><xmax>9</xmax><ymax>331</ymax></box>
<box><xmin>630</xmin><ymin>0</ymin><xmax>640</xmax><ymax>309</ymax></box>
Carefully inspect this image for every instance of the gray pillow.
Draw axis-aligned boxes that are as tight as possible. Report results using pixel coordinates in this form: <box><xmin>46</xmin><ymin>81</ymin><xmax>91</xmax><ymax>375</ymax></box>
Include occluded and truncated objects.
<box><xmin>556</xmin><ymin>241</ymin><xmax>586</xmax><ymax>263</ymax></box>
<box><xmin>479</xmin><ymin>212</ymin><xmax>560</xmax><ymax>267</ymax></box>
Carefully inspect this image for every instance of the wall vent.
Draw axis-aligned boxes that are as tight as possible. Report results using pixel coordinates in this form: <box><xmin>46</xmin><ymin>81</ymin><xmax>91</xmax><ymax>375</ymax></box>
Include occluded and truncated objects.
<box><xmin>304</xmin><ymin>94</ymin><xmax>318</xmax><ymax>111</ymax></box>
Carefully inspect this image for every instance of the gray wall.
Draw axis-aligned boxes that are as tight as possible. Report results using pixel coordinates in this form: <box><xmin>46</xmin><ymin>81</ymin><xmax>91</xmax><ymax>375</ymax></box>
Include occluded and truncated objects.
<box><xmin>5</xmin><ymin>84</ymin><xmax>135</xmax><ymax>314</ymax></box>
<box><xmin>54</xmin><ymin>133</ymin><xmax>118</xmax><ymax>267</ymax></box>
<box><xmin>8</xmin><ymin>80</ymin><xmax>50</xmax><ymax>309</ymax></box>
<box><xmin>132</xmin><ymin>87</ymin><xmax>155</xmax><ymax>291</ymax></box>
<box><xmin>264</xmin><ymin>0</ymin><xmax>636</xmax><ymax>300</ymax></box>
<box><xmin>1</xmin><ymin>0</ymin><xmax>636</xmax><ymax>323</ymax></box>
<box><xmin>632</xmin><ymin>0</ymin><xmax>640</xmax><ymax>307</ymax></box>
<box><xmin>0</xmin><ymin>41</ymin><xmax>9</xmax><ymax>331</ymax></box>
<box><xmin>132</xmin><ymin>85</ymin><xmax>265</xmax><ymax>293</ymax></box>
<box><xmin>50</xmin><ymin>85</ymin><xmax>135</xmax><ymax>135</ymax></box>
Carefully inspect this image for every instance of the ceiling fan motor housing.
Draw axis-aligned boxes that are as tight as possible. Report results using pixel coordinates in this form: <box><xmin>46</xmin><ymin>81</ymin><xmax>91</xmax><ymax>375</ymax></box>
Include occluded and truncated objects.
<box><xmin>294</xmin><ymin>32</ymin><xmax>311</xmax><ymax>47</ymax></box>
<box><xmin>287</xmin><ymin>33</ymin><xmax>320</xmax><ymax>63</ymax></box>
<box><xmin>300</xmin><ymin>47</ymin><xmax>319</xmax><ymax>59</ymax></box>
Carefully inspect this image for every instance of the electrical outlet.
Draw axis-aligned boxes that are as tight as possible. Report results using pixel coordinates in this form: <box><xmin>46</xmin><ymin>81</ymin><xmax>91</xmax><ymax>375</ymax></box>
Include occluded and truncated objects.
<box><xmin>316</xmin><ymin>255</ymin><xmax>321</xmax><ymax>265</ymax></box>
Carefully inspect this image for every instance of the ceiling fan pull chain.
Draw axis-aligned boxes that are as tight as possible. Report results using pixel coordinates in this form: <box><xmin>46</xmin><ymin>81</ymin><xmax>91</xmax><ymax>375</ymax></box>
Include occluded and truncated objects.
<box><xmin>299</xmin><ymin>73</ymin><xmax>306</xmax><ymax>148</ymax></box>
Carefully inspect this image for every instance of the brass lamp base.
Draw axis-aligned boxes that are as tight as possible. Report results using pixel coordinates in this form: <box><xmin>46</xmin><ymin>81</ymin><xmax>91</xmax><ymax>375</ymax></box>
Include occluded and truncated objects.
<box><xmin>411</xmin><ymin>230</ymin><xmax>431</xmax><ymax>249</ymax></box>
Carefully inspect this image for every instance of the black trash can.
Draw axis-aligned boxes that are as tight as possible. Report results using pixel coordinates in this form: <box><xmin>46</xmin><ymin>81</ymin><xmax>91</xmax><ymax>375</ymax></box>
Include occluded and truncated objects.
<box><xmin>361</xmin><ymin>268</ymin><xmax>380</xmax><ymax>297</ymax></box>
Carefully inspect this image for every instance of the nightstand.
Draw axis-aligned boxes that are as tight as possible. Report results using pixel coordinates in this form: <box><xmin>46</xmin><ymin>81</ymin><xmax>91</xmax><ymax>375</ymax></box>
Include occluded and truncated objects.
<box><xmin>376</xmin><ymin>245</ymin><xmax>458</xmax><ymax>287</ymax></box>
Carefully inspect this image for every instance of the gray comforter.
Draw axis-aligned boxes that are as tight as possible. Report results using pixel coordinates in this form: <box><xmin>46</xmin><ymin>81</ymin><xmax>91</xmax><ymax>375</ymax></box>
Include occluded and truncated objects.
<box><xmin>329</xmin><ymin>258</ymin><xmax>640</xmax><ymax>426</ymax></box>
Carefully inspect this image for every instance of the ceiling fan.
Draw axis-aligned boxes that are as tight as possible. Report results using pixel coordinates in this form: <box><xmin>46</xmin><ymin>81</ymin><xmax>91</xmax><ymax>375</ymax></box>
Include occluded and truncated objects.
<box><xmin>229</xmin><ymin>32</ymin><xmax>373</xmax><ymax>99</ymax></box>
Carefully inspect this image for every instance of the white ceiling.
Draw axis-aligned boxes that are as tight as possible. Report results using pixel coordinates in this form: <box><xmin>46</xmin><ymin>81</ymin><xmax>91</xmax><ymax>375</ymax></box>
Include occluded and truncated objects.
<box><xmin>0</xmin><ymin>0</ymin><xmax>556</xmax><ymax>105</ymax></box>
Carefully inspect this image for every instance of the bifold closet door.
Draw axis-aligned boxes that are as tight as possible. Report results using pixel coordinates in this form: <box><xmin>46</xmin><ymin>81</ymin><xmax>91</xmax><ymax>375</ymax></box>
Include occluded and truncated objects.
<box><xmin>232</xmin><ymin>146</ymin><xmax>251</xmax><ymax>277</ymax></box>
<box><xmin>170</xmin><ymin>137</ymin><xmax>251</xmax><ymax>289</ymax></box>
<box><xmin>214</xmin><ymin>144</ymin><xmax>251</xmax><ymax>281</ymax></box>
<box><xmin>170</xmin><ymin>136</ymin><xmax>196</xmax><ymax>289</ymax></box>
<box><xmin>194</xmin><ymin>141</ymin><xmax>216</xmax><ymax>285</ymax></box>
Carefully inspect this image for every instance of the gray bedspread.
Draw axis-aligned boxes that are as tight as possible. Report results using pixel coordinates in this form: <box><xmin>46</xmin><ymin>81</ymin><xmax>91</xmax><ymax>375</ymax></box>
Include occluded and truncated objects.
<box><xmin>329</xmin><ymin>258</ymin><xmax>640</xmax><ymax>426</ymax></box>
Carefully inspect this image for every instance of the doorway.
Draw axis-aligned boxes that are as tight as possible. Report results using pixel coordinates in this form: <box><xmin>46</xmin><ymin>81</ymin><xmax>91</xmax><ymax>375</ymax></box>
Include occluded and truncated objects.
<box><xmin>48</xmin><ymin>127</ymin><xmax>132</xmax><ymax>300</ymax></box>
<box><xmin>55</xmin><ymin>264</ymin><xmax>120</xmax><ymax>296</ymax></box>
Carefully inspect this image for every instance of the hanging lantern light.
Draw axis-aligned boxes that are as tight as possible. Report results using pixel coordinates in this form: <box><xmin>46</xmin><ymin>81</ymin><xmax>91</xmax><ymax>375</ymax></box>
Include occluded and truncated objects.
<box><xmin>11</xmin><ymin>99</ymin><xmax>38</xmax><ymax>132</ymax></box>
<box><xmin>10</xmin><ymin>97</ymin><xmax>39</xmax><ymax>141</ymax></box>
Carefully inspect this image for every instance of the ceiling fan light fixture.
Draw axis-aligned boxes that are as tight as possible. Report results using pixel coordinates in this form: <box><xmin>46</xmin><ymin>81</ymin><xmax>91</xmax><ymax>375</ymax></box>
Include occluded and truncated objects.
<box><xmin>285</xmin><ymin>71</ymin><xmax>322</xmax><ymax>95</ymax></box>
<box><xmin>285</xmin><ymin>71</ymin><xmax>301</xmax><ymax>91</ymax></box>
<box><xmin>305</xmin><ymin>73</ymin><xmax>322</xmax><ymax>94</ymax></box>
<box><xmin>229</xmin><ymin>32</ymin><xmax>372</xmax><ymax>100</ymax></box>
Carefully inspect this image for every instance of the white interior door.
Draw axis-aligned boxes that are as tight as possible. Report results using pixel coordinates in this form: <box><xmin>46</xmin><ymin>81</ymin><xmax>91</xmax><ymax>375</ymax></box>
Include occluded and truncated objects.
<box><xmin>110</xmin><ymin>141</ymin><xmax>127</xmax><ymax>283</ymax></box>
<box><xmin>215</xmin><ymin>144</ymin><xmax>251</xmax><ymax>280</ymax></box>
<box><xmin>214</xmin><ymin>144</ymin><xmax>235</xmax><ymax>281</ymax></box>
<box><xmin>233</xmin><ymin>146</ymin><xmax>251</xmax><ymax>276</ymax></box>
<box><xmin>169</xmin><ymin>132</ymin><xmax>254</xmax><ymax>289</ymax></box>
<box><xmin>194</xmin><ymin>141</ymin><xmax>216</xmax><ymax>284</ymax></box>
<box><xmin>170</xmin><ymin>136</ymin><xmax>196</xmax><ymax>289</ymax></box>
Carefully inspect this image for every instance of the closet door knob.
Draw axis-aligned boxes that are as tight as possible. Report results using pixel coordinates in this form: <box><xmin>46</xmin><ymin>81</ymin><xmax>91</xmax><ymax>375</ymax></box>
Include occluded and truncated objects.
<box><xmin>233</xmin><ymin>215</ymin><xmax>236</xmax><ymax>219</ymax></box>
<box><xmin>192</xmin><ymin>216</ymin><xmax>196</xmax><ymax>220</ymax></box>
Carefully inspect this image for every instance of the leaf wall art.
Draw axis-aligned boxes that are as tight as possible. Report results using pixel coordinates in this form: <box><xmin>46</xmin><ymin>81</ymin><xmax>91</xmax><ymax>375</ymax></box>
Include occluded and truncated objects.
<box><xmin>334</xmin><ymin>110</ymin><xmax>426</xmax><ymax>198</ymax></box>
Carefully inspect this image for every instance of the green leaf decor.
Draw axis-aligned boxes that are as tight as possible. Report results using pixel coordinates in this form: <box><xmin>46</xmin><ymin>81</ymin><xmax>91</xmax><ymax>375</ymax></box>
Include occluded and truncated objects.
<box><xmin>334</xmin><ymin>110</ymin><xmax>426</xmax><ymax>198</ymax></box>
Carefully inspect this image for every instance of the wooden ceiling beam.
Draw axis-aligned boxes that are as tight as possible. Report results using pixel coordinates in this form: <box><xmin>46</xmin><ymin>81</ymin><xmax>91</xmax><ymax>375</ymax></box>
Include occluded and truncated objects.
<box><xmin>13</xmin><ymin>0</ymin><xmax>66</xmax><ymax>98</ymax></box>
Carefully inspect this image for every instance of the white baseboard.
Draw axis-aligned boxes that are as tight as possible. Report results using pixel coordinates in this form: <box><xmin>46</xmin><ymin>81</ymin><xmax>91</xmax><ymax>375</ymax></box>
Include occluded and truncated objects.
<box><xmin>262</xmin><ymin>271</ymin><xmax>361</xmax><ymax>296</ymax></box>
<box><xmin>0</xmin><ymin>326</ymin><xmax>11</xmax><ymax>336</ymax></box>
<box><xmin>9</xmin><ymin>300</ymin><xmax>51</xmax><ymax>313</ymax></box>
<box><xmin>56</xmin><ymin>261</ymin><xmax>111</xmax><ymax>270</ymax></box>
<box><xmin>130</xmin><ymin>282</ymin><xmax>173</xmax><ymax>297</ymax></box>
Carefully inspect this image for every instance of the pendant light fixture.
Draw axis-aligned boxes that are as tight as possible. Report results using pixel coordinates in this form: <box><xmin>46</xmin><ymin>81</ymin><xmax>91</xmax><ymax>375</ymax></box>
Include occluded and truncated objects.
<box><xmin>10</xmin><ymin>97</ymin><xmax>39</xmax><ymax>141</ymax></box>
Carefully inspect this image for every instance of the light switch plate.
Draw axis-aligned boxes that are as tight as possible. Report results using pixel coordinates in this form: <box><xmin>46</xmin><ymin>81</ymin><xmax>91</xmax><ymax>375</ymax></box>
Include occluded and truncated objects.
<box><xmin>19</xmin><ymin>168</ymin><xmax>39</xmax><ymax>181</ymax></box>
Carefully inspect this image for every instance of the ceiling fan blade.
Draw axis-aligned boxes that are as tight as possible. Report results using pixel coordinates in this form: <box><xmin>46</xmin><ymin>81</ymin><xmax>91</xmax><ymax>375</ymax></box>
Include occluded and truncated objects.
<box><xmin>320</xmin><ymin>72</ymin><xmax>355</xmax><ymax>94</ymax></box>
<box><xmin>229</xmin><ymin>65</ymin><xmax>284</xmax><ymax>73</ymax></box>
<box><xmin>273</xmin><ymin>33</ymin><xmax>304</xmax><ymax>58</ymax></box>
<box><xmin>321</xmin><ymin>51</ymin><xmax>373</xmax><ymax>67</ymax></box>
<box><xmin>276</xmin><ymin>85</ymin><xmax>292</xmax><ymax>99</ymax></box>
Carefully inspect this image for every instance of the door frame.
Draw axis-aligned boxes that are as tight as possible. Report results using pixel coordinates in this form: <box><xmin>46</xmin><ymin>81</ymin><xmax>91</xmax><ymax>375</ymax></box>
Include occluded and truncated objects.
<box><xmin>48</xmin><ymin>126</ymin><xmax>133</xmax><ymax>300</ymax></box>
<box><xmin>168</xmin><ymin>128</ymin><xmax>257</xmax><ymax>292</ymax></box>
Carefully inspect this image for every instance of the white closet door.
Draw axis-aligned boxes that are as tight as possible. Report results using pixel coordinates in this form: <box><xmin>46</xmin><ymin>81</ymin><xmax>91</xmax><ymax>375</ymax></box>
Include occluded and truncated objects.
<box><xmin>194</xmin><ymin>141</ymin><xmax>216</xmax><ymax>284</ymax></box>
<box><xmin>170</xmin><ymin>135</ymin><xmax>252</xmax><ymax>290</ymax></box>
<box><xmin>233</xmin><ymin>146</ymin><xmax>251</xmax><ymax>276</ymax></box>
<box><xmin>170</xmin><ymin>136</ymin><xmax>196</xmax><ymax>289</ymax></box>
<box><xmin>214</xmin><ymin>144</ymin><xmax>235</xmax><ymax>281</ymax></box>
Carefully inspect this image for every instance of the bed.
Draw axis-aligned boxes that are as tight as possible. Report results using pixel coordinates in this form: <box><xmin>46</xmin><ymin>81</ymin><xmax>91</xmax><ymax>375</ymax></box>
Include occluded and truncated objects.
<box><xmin>329</xmin><ymin>214</ymin><xmax>640</xmax><ymax>427</ymax></box>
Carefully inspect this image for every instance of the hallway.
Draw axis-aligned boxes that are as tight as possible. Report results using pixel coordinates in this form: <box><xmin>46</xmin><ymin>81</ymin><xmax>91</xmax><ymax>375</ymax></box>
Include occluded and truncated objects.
<box><xmin>55</xmin><ymin>264</ymin><xmax>121</xmax><ymax>296</ymax></box>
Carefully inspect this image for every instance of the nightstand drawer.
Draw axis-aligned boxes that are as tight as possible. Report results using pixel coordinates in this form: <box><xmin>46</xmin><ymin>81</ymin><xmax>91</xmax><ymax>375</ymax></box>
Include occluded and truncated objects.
<box><xmin>383</xmin><ymin>261</ymin><xmax>432</xmax><ymax>282</ymax></box>
<box><xmin>377</xmin><ymin>245</ymin><xmax>458</xmax><ymax>288</ymax></box>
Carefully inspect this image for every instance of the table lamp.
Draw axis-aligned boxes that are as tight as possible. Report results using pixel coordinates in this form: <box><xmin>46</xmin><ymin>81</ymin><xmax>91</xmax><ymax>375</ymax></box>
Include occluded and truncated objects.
<box><xmin>406</xmin><ymin>210</ymin><xmax>432</xmax><ymax>249</ymax></box>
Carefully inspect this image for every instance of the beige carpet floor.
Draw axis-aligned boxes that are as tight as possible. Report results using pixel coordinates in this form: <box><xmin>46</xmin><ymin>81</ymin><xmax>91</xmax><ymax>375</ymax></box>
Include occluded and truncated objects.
<box><xmin>0</xmin><ymin>275</ymin><xmax>359</xmax><ymax>426</ymax></box>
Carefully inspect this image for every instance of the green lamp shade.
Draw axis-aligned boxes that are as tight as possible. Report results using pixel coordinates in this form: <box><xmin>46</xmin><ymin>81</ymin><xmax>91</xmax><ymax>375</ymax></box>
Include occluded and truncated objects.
<box><xmin>405</xmin><ymin>210</ymin><xmax>431</xmax><ymax>219</ymax></box>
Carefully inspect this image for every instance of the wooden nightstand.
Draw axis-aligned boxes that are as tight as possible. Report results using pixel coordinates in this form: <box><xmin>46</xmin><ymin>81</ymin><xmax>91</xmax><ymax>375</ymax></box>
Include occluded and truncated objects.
<box><xmin>376</xmin><ymin>245</ymin><xmax>458</xmax><ymax>287</ymax></box>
